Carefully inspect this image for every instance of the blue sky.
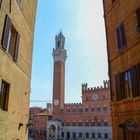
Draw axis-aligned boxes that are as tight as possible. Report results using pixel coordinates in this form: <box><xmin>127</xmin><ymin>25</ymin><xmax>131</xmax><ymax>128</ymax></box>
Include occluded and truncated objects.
<box><xmin>30</xmin><ymin>0</ymin><xmax>108</xmax><ymax>107</ymax></box>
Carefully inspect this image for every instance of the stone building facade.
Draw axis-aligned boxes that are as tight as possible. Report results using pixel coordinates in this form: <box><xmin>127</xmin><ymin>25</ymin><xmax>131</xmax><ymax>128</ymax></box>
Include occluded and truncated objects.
<box><xmin>47</xmin><ymin>32</ymin><xmax>112</xmax><ymax>140</ymax></box>
<box><xmin>103</xmin><ymin>0</ymin><xmax>140</xmax><ymax>139</ymax></box>
<box><xmin>31</xmin><ymin>112</ymin><xmax>52</xmax><ymax>139</ymax></box>
<box><xmin>29</xmin><ymin>107</ymin><xmax>52</xmax><ymax>139</ymax></box>
<box><xmin>0</xmin><ymin>1</ymin><xmax>37</xmax><ymax>140</ymax></box>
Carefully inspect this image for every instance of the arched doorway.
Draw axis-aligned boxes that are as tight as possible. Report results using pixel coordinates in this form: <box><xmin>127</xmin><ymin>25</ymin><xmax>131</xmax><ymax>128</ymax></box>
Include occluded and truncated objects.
<box><xmin>125</xmin><ymin>120</ymin><xmax>140</xmax><ymax>140</ymax></box>
<box><xmin>47</xmin><ymin>119</ymin><xmax>63</xmax><ymax>140</ymax></box>
<box><xmin>49</xmin><ymin>125</ymin><xmax>56</xmax><ymax>139</ymax></box>
<box><xmin>119</xmin><ymin>119</ymin><xmax>140</xmax><ymax>140</ymax></box>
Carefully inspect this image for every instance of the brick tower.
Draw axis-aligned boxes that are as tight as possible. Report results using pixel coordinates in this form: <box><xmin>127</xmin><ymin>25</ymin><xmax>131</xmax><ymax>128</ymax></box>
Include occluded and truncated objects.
<box><xmin>52</xmin><ymin>31</ymin><xmax>67</xmax><ymax>116</ymax></box>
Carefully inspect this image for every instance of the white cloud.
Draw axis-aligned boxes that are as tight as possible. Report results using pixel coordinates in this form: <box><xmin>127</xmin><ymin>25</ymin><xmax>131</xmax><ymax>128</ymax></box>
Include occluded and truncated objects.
<box><xmin>65</xmin><ymin>0</ymin><xmax>108</xmax><ymax>103</ymax></box>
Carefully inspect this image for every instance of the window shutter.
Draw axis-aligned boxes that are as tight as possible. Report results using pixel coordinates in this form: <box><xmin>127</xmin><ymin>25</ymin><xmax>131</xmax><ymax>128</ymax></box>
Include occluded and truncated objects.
<box><xmin>136</xmin><ymin>8</ymin><xmax>140</xmax><ymax>28</ymax></box>
<box><xmin>120</xmin><ymin>23</ymin><xmax>126</xmax><ymax>48</ymax></box>
<box><xmin>130</xmin><ymin>65</ymin><xmax>139</xmax><ymax>97</ymax></box>
<box><xmin>4</xmin><ymin>83</ymin><xmax>9</xmax><ymax>111</ymax></box>
<box><xmin>1</xmin><ymin>15</ymin><xmax>11</xmax><ymax>50</ymax></box>
<box><xmin>115</xmin><ymin>74</ymin><xmax>123</xmax><ymax>100</ymax></box>
<box><xmin>116</xmin><ymin>27</ymin><xmax>121</xmax><ymax>50</ymax></box>
<box><xmin>14</xmin><ymin>32</ymin><xmax>20</xmax><ymax>62</ymax></box>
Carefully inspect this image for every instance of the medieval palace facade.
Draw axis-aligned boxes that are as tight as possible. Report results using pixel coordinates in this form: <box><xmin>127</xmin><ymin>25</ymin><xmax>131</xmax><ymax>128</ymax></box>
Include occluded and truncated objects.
<box><xmin>47</xmin><ymin>32</ymin><xmax>112</xmax><ymax>140</ymax></box>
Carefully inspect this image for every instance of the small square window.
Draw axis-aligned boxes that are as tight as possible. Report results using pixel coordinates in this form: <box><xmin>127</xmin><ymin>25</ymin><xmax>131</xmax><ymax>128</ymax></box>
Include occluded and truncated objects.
<box><xmin>85</xmin><ymin>108</ymin><xmax>89</xmax><ymax>112</ymax></box>
<box><xmin>86</xmin><ymin>133</ymin><xmax>89</xmax><ymax>138</ymax></box>
<box><xmin>0</xmin><ymin>81</ymin><xmax>10</xmax><ymax>111</ymax></box>
<box><xmin>61</xmin><ymin>132</ymin><xmax>64</xmax><ymax>137</ymax></box>
<box><xmin>79</xmin><ymin>133</ymin><xmax>82</xmax><ymax>138</ymax></box>
<box><xmin>66</xmin><ymin>122</ymin><xmax>70</xmax><ymax>126</ymax></box>
<box><xmin>85</xmin><ymin>97</ymin><xmax>88</xmax><ymax>101</ymax></box>
<box><xmin>72</xmin><ymin>108</ymin><xmax>76</xmax><ymax>112</ymax></box>
<box><xmin>78</xmin><ymin>108</ymin><xmax>82</xmax><ymax>112</ymax></box>
<box><xmin>98</xmin><ymin>133</ymin><xmax>101</xmax><ymax>138</ymax></box>
<box><xmin>92</xmin><ymin>133</ymin><xmax>95</xmax><ymax>138</ymax></box>
<box><xmin>104</xmin><ymin>133</ymin><xmax>108</xmax><ymax>138</ymax></box>
<box><xmin>85</xmin><ymin>121</ymin><xmax>90</xmax><ymax>126</ymax></box>
<box><xmin>103</xmin><ymin>96</ymin><xmax>106</xmax><ymax>99</ymax></box>
<box><xmin>91</xmin><ymin>107</ymin><xmax>94</xmax><ymax>112</ymax></box>
<box><xmin>97</xmin><ymin>121</ymin><xmax>101</xmax><ymax>126</ymax></box>
<box><xmin>73</xmin><ymin>133</ymin><xmax>76</xmax><ymax>139</ymax></box>
<box><xmin>72</xmin><ymin>122</ymin><xmax>76</xmax><ymax>126</ymax></box>
<box><xmin>91</xmin><ymin>121</ymin><xmax>95</xmax><ymax>126</ymax></box>
<box><xmin>97</xmin><ymin>107</ymin><xmax>101</xmax><ymax>112</ymax></box>
<box><xmin>78</xmin><ymin>122</ymin><xmax>82</xmax><ymax>126</ymax></box>
<box><xmin>104</xmin><ymin>121</ymin><xmax>108</xmax><ymax>126</ymax></box>
<box><xmin>103</xmin><ymin>107</ymin><xmax>107</xmax><ymax>112</ymax></box>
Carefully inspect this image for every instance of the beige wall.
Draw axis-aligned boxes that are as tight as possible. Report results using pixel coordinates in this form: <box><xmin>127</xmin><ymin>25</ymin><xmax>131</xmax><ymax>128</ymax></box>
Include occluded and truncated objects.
<box><xmin>0</xmin><ymin>1</ymin><xmax>37</xmax><ymax>140</ymax></box>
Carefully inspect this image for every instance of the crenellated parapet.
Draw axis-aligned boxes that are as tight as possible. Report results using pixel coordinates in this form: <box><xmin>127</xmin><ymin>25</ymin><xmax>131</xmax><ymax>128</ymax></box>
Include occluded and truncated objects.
<box><xmin>64</xmin><ymin>103</ymin><xmax>82</xmax><ymax>109</ymax></box>
<box><xmin>82</xmin><ymin>80</ymin><xmax>109</xmax><ymax>93</ymax></box>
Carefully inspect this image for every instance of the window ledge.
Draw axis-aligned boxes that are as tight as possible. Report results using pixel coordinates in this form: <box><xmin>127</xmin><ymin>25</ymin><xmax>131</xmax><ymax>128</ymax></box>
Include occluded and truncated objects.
<box><xmin>132</xmin><ymin>96</ymin><xmax>140</xmax><ymax>101</ymax></box>
<box><xmin>112</xmin><ymin>96</ymin><xmax>140</xmax><ymax>105</ymax></box>
<box><xmin>0</xmin><ymin>46</ymin><xmax>15</xmax><ymax>62</ymax></box>
<box><xmin>117</xmin><ymin>46</ymin><xmax>127</xmax><ymax>54</ymax></box>
<box><xmin>0</xmin><ymin>108</ymin><xmax>7</xmax><ymax>112</ymax></box>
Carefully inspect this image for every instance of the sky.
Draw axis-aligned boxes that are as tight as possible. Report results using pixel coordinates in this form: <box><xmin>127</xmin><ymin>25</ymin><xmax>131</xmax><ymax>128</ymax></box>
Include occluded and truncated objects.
<box><xmin>30</xmin><ymin>0</ymin><xmax>108</xmax><ymax>107</ymax></box>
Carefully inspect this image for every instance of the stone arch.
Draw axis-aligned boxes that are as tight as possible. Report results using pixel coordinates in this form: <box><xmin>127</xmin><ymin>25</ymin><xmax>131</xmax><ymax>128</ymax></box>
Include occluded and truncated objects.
<box><xmin>49</xmin><ymin>124</ymin><xmax>56</xmax><ymax>139</ymax></box>
<box><xmin>124</xmin><ymin>119</ymin><xmax>138</xmax><ymax>129</ymax></box>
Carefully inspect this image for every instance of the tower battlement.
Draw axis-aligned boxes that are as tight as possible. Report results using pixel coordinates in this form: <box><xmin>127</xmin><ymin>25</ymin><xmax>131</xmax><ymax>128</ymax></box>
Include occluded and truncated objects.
<box><xmin>82</xmin><ymin>80</ymin><xmax>109</xmax><ymax>93</ymax></box>
<box><xmin>64</xmin><ymin>103</ymin><xmax>82</xmax><ymax>106</ymax></box>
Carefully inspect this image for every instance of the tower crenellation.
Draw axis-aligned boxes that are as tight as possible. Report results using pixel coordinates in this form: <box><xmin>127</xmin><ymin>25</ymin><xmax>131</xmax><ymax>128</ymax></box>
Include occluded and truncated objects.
<box><xmin>82</xmin><ymin>80</ymin><xmax>109</xmax><ymax>93</ymax></box>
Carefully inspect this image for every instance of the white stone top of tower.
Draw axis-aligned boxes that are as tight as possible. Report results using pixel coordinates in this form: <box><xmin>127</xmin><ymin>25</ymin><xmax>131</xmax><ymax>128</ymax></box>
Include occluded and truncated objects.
<box><xmin>52</xmin><ymin>31</ymin><xmax>67</xmax><ymax>62</ymax></box>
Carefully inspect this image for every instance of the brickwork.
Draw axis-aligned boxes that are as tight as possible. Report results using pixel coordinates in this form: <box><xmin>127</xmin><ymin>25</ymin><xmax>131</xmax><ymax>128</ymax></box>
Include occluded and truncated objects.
<box><xmin>48</xmin><ymin>32</ymin><xmax>112</xmax><ymax>140</ymax></box>
<box><xmin>48</xmin><ymin>81</ymin><xmax>112</xmax><ymax>140</ymax></box>
<box><xmin>52</xmin><ymin>32</ymin><xmax>67</xmax><ymax>115</ymax></box>
<box><xmin>0</xmin><ymin>1</ymin><xmax>37</xmax><ymax>140</ymax></box>
<box><xmin>103</xmin><ymin>0</ymin><xmax>140</xmax><ymax>139</ymax></box>
<box><xmin>29</xmin><ymin>107</ymin><xmax>52</xmax><ymax>139</ymax></box>
<box><xmin>57</xmin><ymin>81</ymin><xmax>112</xmax><ymax>127</ymax></box>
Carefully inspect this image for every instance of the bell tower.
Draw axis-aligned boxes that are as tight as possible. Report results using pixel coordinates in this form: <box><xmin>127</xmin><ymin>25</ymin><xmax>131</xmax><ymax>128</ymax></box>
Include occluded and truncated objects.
<box><xmin>52</xmin><ymin>31</ymin><xmax>67</xmax><ymax>115</ymax></box>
